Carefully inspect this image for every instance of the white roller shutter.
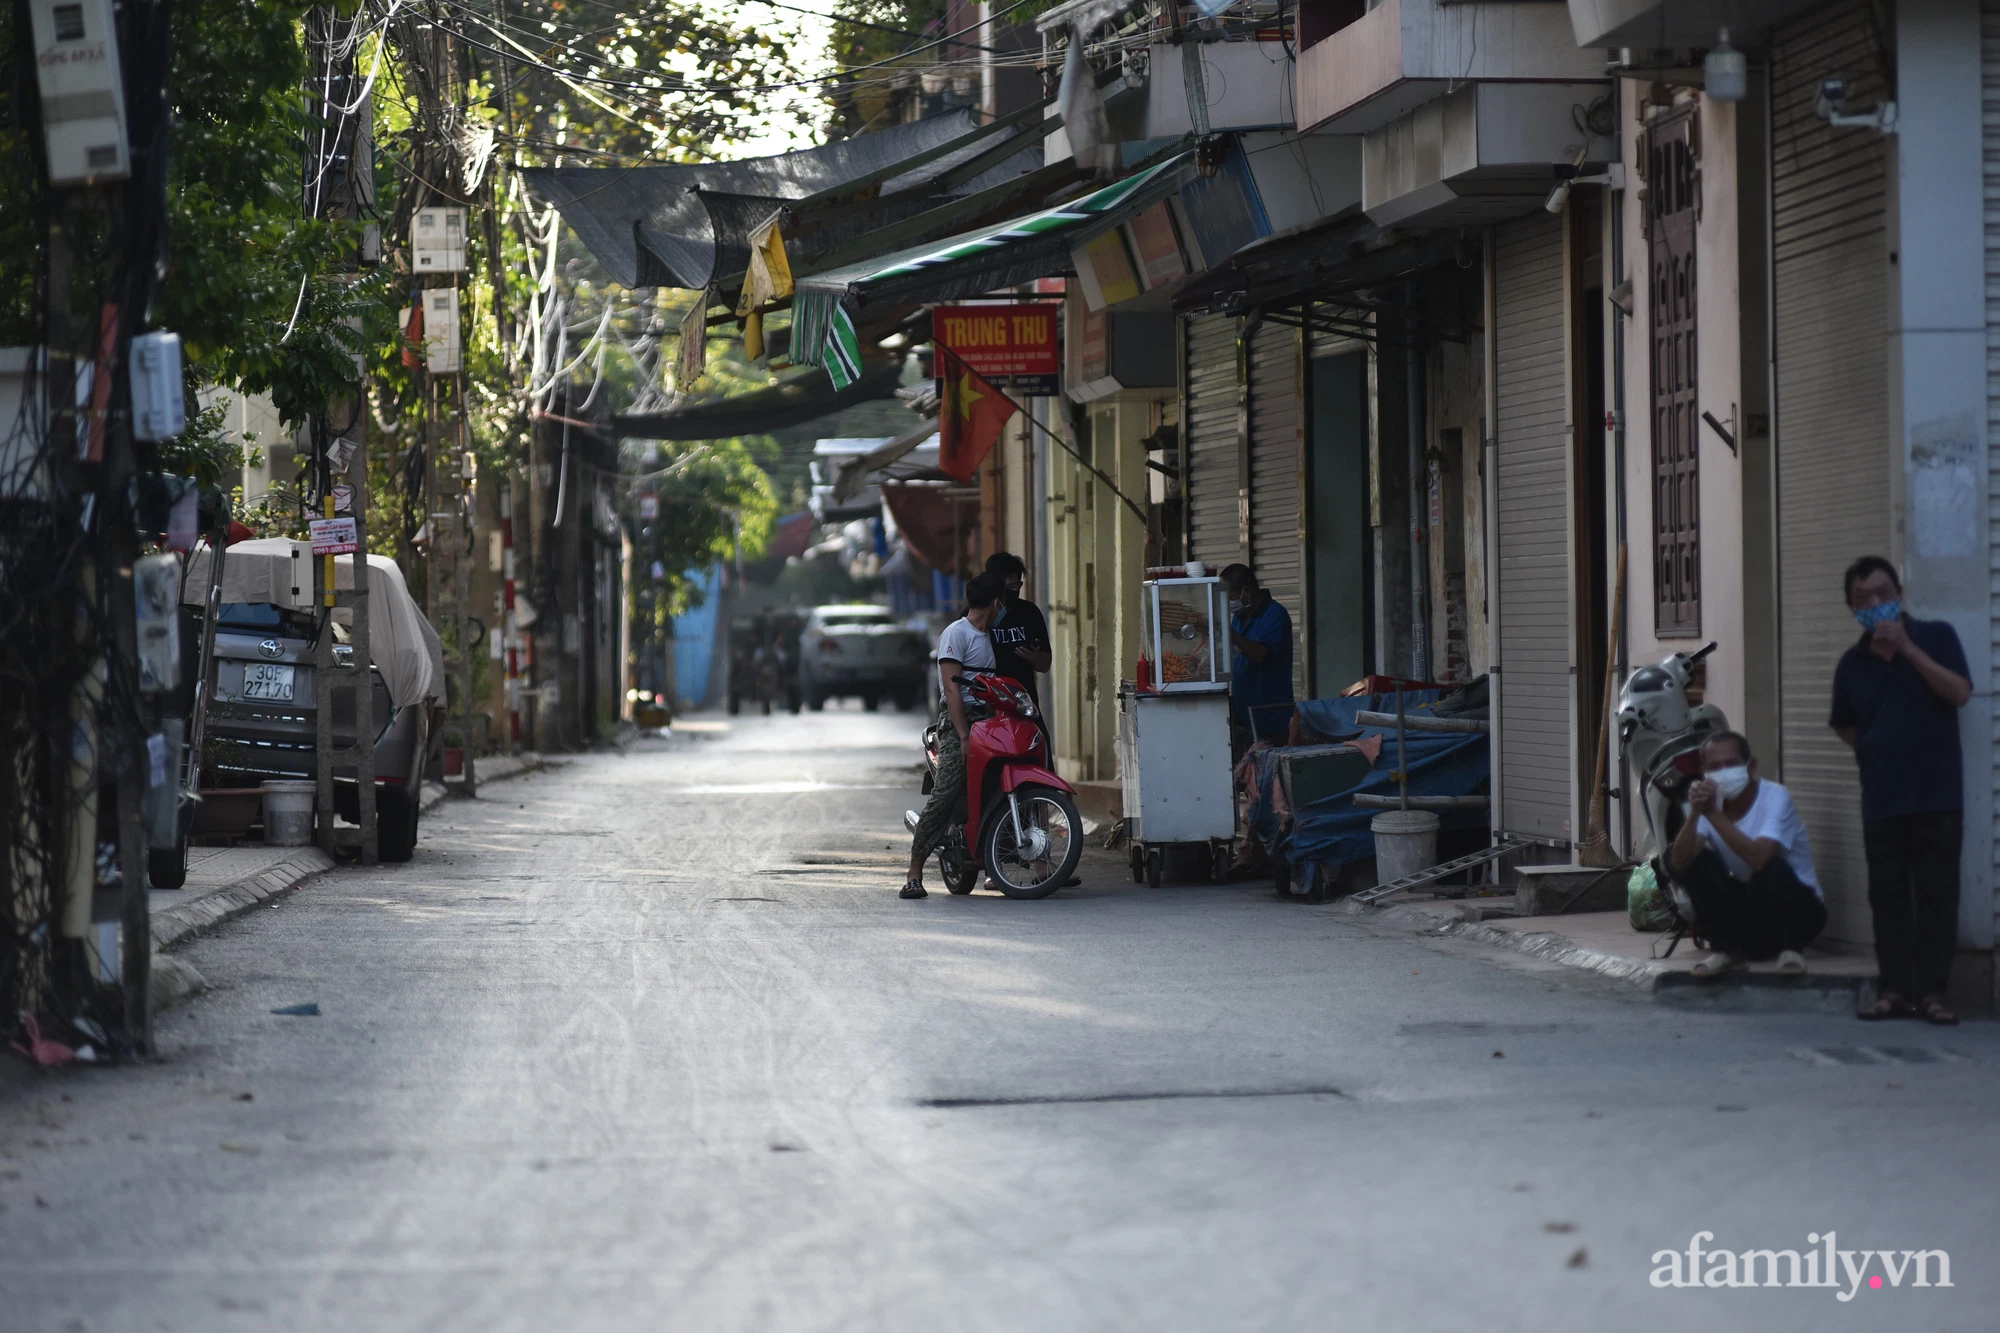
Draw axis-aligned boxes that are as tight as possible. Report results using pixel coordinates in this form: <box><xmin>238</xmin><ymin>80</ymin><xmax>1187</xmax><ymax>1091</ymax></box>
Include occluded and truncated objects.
<box><xmin>1492</xmin><ymin>212</ymin><xmax>1574</xmax><ymax>844</ymax></box>
<box><xmin>1184</xmin><ymin>313</ymin><xmax>1241</xmax><ymax>571</ymax></box>
<box><xmin>1247</xmin><ymin>319</ymin><xmax>1306</xmax><ymax>696</ymax></box>
<box><xmin>1772</xmin><ymin>0</ymin><xmax>1892</xmax><ymax>942</ymax></box>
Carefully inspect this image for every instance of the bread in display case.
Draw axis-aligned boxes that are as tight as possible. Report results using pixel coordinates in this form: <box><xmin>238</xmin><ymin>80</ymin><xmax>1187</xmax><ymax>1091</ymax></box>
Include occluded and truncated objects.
<box><xmin>1141</xmin><ymin>576</ymin><xmax>1230</xmax><ymax>692</ymax></box>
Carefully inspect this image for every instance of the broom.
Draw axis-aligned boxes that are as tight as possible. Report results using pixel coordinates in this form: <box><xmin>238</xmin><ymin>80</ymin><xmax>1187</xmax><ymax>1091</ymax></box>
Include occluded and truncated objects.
<box><xmin>1578</xmin><ymin>541</ymin><xmax>1627</xmax><ymax>868</ymax></box>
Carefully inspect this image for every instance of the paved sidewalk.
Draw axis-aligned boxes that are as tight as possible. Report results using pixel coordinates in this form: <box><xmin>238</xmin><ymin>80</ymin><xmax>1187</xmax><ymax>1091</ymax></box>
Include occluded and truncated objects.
<box><xmin>1341</xmin><ymin>894</ymin><xmax>1878</xmax><ymax>1011</ymax></box>
<box><xmin>151</xmin><ymin>845</ymin><xmax>336</xmax><ymax>952</ymax></box>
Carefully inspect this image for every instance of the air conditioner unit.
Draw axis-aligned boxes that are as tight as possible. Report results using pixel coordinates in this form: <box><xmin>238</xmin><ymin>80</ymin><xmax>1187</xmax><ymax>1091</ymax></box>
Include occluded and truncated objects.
<box><xmin>412</xmin><ymin>207</ymin><xmax>467</xmax><ymax>272</ymax></box>
<box><xmin>28</xmin><ymin>0</ymin><xmax>130</xmax><ymax>186</ymax></box>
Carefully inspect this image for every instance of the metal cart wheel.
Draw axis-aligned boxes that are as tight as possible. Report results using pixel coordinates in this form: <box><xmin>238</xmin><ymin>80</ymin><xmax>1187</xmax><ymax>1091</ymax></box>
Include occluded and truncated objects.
<box><xmin>1210</xmin><ymin>840</ymin><xmax>1230</xmax><ymax>883</ymax></box>
<box><xmin>1129</xmin><ymin>844</ymin><xmax>1146</xmax><ymax>884</ymax></box>
<box><xmin>1146</xmin><ymin>847</ymin><xmax>1164</xmax><ymax>888</ymax></box>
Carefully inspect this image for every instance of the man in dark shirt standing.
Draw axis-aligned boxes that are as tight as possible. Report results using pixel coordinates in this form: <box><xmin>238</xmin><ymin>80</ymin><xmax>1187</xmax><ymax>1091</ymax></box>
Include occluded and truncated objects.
<box><xmin>985</xmin><ymin>552</ymin><xmax>1051</xmax><ymax>716</ymax></box>
<box><xmin>1221</xmin><ymin>563</ymin><xmax>1294</xmax><ymax>748</ymax></box>
<box><xmin>1829</xmin><ymin>556</ymin><xmax>1972</xmax><ymax>1025</ymax></box>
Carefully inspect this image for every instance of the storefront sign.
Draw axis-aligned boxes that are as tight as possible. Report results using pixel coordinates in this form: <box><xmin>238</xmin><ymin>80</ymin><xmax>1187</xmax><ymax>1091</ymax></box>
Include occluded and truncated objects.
<box><xmin>933</xmin><ymin>303</ymin><xmax>1059</xmax><ymax>396</ymax></box>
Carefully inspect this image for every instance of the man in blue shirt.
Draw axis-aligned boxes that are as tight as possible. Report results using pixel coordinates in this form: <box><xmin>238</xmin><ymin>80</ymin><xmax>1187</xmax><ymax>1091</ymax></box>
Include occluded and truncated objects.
<box><xmin>1830</xmin><ymin>556</ymin><xmax>1972</xmax><ymax>1025</ymax></box>
<box><xmin>1221</xmin><ymin>563</ymin><xmax>1293</xmax><ymax>745</ymax></box>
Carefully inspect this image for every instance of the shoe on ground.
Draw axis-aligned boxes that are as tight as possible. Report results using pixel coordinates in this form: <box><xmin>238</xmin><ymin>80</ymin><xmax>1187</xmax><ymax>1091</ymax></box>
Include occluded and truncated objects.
<box><xmin>1776</xmin><ymin>950</ymin><xmax>1806</xmax><ymax>976</ymax></box>
<box><xmin>1691</xmin><ymin>952</ymin><xmax>1747</xmax><ymax>979</ymax></box>
<box><xmin>899</xmin><ymin>881</ymin><xmax>928</xmax><ymax>899</ymax></box>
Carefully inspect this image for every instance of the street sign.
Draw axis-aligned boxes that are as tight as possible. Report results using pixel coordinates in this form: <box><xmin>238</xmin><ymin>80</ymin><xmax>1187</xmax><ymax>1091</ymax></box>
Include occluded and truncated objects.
<box><xmin>933</xmin><ymin>303</ymin><xmax>1059</xmax><ymax>396</ymax></box>
<box><xmin>638</xmin><ymin>492</ymin><xmax>658</xmax><ymax>520</ymax></box>
<box><xmin>309</xmin><ymin>516</ymin><xmax>358</xmax><ymax>556</ymax></box>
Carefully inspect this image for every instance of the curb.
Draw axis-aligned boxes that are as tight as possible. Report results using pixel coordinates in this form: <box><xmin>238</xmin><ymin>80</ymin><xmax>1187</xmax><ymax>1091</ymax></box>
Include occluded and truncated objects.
<box><xmin>420</xmin><ymin>755</ymin><xmax>547</xmax><ymax>814</ymax></box>
<box><xmin>151</xmin><ymin>847</ymin><xmax>336</xmax><ymax>953</ymax></box>
<box><xmin>1339</xmin><ymin>898</ymin><xmax>1874</xmax><ymax>1012</ymax></box>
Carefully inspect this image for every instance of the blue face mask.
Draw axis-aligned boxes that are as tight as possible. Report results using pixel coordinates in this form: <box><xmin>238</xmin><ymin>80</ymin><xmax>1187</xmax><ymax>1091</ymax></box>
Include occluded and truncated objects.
<box><xmin>1854</xmin><ymin>598</ymin><xmax>1902</xmax><ymax>632</ymax></box>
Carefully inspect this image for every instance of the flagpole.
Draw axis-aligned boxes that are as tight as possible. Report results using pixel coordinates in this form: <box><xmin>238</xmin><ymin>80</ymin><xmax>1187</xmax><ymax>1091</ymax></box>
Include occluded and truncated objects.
<box><xmin>935</xmin><ymin>342</ymin><xmax>1149</xmax><ymax>526</ymax></box>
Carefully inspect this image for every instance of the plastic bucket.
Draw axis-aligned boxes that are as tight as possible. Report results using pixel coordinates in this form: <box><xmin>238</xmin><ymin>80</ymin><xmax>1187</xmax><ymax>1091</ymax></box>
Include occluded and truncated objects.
<box><xmin>1370</xmin><ymin>809</ymin><xmax>1440</xmax><ymax>885</ymax></box>
<box><xmin>260</xmin><ymin>780</ymin><xmax>316</xmax><ymax>847</ymax></box>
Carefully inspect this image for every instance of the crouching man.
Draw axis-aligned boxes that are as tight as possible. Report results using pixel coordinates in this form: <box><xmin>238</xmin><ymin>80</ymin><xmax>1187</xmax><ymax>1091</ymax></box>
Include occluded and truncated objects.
<box><xmin>1668</xmin><ymin>731</ymin><xmax>1827</xmax><ymax>978</ymax></box>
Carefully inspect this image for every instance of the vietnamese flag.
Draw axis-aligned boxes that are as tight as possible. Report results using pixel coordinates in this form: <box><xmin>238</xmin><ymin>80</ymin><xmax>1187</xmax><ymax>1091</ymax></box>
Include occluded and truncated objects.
<box><xmin>938</xmin><ymin>350</ymin><xmax>1018</xmax><ymax>483</ymax></box>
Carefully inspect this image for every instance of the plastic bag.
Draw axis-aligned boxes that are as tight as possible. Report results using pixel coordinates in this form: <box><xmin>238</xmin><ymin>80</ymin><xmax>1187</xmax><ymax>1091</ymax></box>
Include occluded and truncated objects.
<box><xmin>1627</xmin><ymin>861</ymin><xmax>1677</xmax><ymax>932</ymax></box>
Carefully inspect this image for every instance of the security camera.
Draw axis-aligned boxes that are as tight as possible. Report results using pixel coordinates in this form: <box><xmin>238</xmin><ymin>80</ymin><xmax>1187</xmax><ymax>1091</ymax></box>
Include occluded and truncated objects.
<box><xmin>1544</xmin><ymin>180</ymin><xmax>1573</xmax><ymax>215</ymax></box>
<box><xmin>1814</xmin><ymin>75</ymin><xmax>1898</xmax><ymax>133</ymax></box>
<box><xmin>1815</xmin><ymin>77</ymin><xmax>1847</xmax><ymax>120</ymax></box>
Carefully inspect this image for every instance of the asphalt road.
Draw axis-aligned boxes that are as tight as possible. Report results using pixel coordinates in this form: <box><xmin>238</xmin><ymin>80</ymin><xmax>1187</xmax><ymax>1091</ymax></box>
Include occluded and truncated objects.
<box><xmin>4</xmin><ymin>707</ymin><xmax>1997</xmax><ymax>1332</ymax></box>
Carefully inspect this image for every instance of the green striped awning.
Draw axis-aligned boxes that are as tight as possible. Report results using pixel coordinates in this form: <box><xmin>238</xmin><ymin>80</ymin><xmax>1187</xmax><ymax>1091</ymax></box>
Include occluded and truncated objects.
<box><xmin>794</xmin><ymin>151</ymin><xmax>1194</xmax><ymax>389</ymax></box>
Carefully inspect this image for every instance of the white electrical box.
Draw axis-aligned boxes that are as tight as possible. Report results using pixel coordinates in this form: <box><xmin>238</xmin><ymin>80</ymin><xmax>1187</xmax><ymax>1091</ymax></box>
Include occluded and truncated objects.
<box><xmin>283</xmin><ymin>539</ymin><xmax>316</xmax><ymax>610</ymax></box>
<box><xmin>412</xmin><ymin>207</ymin><xmax>467</xmax><ymax>272</ymax></box>
<box><xmin>29</xmin><ymin>0</ymin><xmax>130</xmax><ymax>186</ymax></box>
<box><xmin>129</xmin><ymin>330</ymin><xmax>184</xmax><ymax>440</ymax></box>
<box><xmin>424</xmin><ymin>288</ymin><xmax>461</xmax><ymax>373</ymax></box>
<box><xmin>133</xmin><ymin>552</ymin><xmax>181</xmax><ymax>693</ymax></box>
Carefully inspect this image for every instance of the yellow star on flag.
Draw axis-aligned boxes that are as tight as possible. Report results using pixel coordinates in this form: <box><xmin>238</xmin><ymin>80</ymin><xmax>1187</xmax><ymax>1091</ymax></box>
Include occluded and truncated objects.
<box><xmin>951</xmin><ymin>368</ymin><xmax>987</xmax><ymax>422</ymax></box>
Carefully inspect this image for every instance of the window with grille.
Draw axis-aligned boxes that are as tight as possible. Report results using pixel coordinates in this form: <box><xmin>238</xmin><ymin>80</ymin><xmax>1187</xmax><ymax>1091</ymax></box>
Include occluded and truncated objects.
<box><xmin>1648</xmin><ymin>110</ymin><xmax>1701</xmax><ymax>634</ymax></box>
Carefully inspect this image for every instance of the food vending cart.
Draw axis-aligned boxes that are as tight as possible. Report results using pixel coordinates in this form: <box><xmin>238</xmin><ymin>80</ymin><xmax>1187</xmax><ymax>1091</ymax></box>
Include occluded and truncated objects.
<box><xmin>1118</xmin><ymin>573</ymin><xmax>1236</xmax><ymax>885</ymax></box>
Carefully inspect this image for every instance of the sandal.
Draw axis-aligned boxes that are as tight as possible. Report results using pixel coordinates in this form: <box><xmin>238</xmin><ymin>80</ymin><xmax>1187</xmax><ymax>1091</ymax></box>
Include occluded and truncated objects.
<box><xmin>899</xmin><ymin>879</ymin><xmax>928</xmax><ymax>900</ymax></box>
<box><xmin>1919</xmin><ymin>994</ymin><xmax>1959</xmax><ymax>1027</ymax></box>
<box><xmin>1691</xmin><ymin>952</ymin><xmax>1746</xmax><ymax>979</ymax></box>
<box><xmin>1857</xmin><ymin>992</ymin><xmax>1916</xmax><ymax>1021</ymax></box>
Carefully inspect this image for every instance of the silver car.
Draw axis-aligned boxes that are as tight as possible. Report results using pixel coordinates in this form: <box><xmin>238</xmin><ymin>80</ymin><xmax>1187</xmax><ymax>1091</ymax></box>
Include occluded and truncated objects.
<box><xmin>202</xmin><ymin>601</ymin><xmax>432</xmax><ymax>861</ymax></box>
<box><xmin>798</xmin><ymin>604</ymin><xmax>928</xmax><ymax>712</ymax></box>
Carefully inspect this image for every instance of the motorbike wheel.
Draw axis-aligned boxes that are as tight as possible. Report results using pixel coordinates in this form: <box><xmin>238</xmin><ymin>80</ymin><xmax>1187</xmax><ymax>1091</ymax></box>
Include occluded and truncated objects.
<box><xmin>1146</xmin><ymin>847</ymin><xmax>1163</xmax><ymax>888</ymax></box>
<box><xmin>1128</xmin><ymin>844</ymin><xmax>1145</xmax><ymax>884</ymax></box>
<box><xmin>981</xmin><ymin>784</ymin><xmax>1083</xmax><ymax>900</ymax></box>
<box><xmin>761</xmin><ymin>695</ymin><xmax>772</xmax><ymax>716</ymax></box>
<box><xmin>939</xmin><ymin>843</ymin><xmax>979</xmax><ymax>895</ymax></box>
<box><xmin>862</xmin><ymin>692</ymin><xmax>880</xmax><ymax>712</ymax></box>
<box><xmin>728</xmin><ymin>693</ymin><xmax>742</xmax><ymax>716</ymax></box>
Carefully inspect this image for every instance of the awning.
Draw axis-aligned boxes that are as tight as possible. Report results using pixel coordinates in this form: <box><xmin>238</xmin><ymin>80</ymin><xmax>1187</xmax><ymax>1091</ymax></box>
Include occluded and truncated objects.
<box><xmin>522</xmin><ymin>103</ymin><xmax>1053</xmax><ymax>292</ymax></box>
<box><xmin>793</xmin><ymin>150</ymin><xmax>1197</xmax><ymax>389</ymax></box>
<box><xmin>1172</xmin><ymin>207</ymin><xmax>1464</xmax><ymax>318</ymax></box>
<box><xmin>880</xmin><ymin>481</ymin><xmax>980</xmax><ymax>577</ymax></box>
<box><xmin>612</xmin><ymin>360</ymin><xmax>903</xmax><ymax>441</ymax></box>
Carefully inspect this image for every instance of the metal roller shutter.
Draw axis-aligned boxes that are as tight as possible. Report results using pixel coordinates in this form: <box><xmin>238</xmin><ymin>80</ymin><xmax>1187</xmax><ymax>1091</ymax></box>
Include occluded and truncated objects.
<box><xmin>1184</xmin><ymin>313</ymin><xmax>1241</xmax><ymax>570</ymax></box>
<box><xmin>1986</xmin><ymin>0</ymin><xmax>2000</xmax><ymax>924</ymax></box>
<box><xmin>1493</xmin><ymin>212</ymin><xmax>1573</xmax><ymax>844</ymax></box>
<box><xmin>1772</xmin><ymin>0</ymin><xmax>1892</xmax><ymax>942</ymax></box>
<box><xmin>1247</xmin><ymin>319</ymin><xmax>1306</xmax><ymax>696</ymax></box>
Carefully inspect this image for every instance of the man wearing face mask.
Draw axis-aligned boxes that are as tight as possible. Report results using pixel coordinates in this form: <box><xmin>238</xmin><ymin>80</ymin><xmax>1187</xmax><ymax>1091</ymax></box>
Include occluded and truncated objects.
<box><xmin>1668</xmin><ymin>731</ymin><xmax>1826</xmax><ymax>978</ymax></box>
<box><xmin>1220</xmin><ymin>563</ymin><xmax>1294</xmax><ymax>747</ymax></box>
<box><xmin>1830</xmin><ymin>555</ymin><xmax>1972</xmax><ymax>1024</ymax></box>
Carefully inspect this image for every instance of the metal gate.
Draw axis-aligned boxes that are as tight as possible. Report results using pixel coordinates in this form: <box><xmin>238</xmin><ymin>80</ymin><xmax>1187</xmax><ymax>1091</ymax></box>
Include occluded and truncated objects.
<box><xmin>1492</xmin><ymin>212</ymin><xmax>1574</xmax><ymax>844</ymax></box>
<box><xmin>1183</xmin><ymin>312</ymin><xmax>1240</xmax><ymax>570</ymax></box>
<box><xmin>1247</xmin><ymin>318</ymin><xmax>1306</xmax><ymax>696</ymax></box>
<box><xmin>1772</xmin><ymin>0</ymin><xmax>1893</xmax><ymax>941</ymax></box>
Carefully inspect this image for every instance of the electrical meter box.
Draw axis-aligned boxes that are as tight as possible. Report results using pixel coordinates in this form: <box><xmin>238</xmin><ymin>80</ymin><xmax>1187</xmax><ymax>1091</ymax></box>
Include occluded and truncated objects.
<box><xmin>133</xmin><ymin>553</ymin><xmax>182</xmax><ymax>693</ymax></box>
<box><xmin>29</xmin><ymin>0</ymin><xmax>130</xmax><ymax>186</ymax></box>
<box><xmin>1140</xmin><ymin>575</ymin><xmax>1231</xmax><ymax>691</ymax></box>
<box><xmin>412</xmin><ymin>207</ymin><xmax>467</xmax><ymax>272</ymax></box>
<box><xmin>423</xmin><ymin>288</ymin><xmax>461</xmax><ymax>373</ymax></box>
<box><xmin>130</xmin><ymin>331</ymin><xmax>184</xmax><ymax>441</ymax></box>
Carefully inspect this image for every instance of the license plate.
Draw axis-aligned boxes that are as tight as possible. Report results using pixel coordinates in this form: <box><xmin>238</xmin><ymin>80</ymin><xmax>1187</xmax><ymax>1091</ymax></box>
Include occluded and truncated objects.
<box><xmin>240</xmin><ymin>663</ymin><xmax>296</xmax><ymax>702</ymax></box>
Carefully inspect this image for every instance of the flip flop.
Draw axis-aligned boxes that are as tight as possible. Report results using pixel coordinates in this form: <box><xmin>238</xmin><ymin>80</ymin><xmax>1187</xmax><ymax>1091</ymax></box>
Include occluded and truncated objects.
<box><xmin>1856</xmin><ymin>993</ymin><xmax>1916</xmax><ymax>1021</ymax></box>
<box><xmin>1919</xmin><ymin>995</ymin><xmax>1959</xmax><ymax>1027</ymax></box>
<box><xmin>899</xmin><ymin>879</ymin><xmax>928</xmax><ymax>900</ymax></box>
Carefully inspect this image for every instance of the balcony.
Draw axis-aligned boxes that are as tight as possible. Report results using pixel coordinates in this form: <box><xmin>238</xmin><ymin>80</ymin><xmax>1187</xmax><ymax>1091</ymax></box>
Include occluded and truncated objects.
<box><xmin>1565</xmin><ymin>0</ymin><xmax>1824</xmax><ymax>49</ymax></box>
<box><xmin>1295</xmin><ymin>0</ymin><xmax>1604</xmax><ymax>135</ymax></box>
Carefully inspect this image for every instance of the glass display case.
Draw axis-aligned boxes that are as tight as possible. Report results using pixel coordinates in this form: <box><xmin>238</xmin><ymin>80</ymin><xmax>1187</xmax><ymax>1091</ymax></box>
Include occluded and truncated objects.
<box><xmin>1141</xmin><ymin>576</ymin><xmax>1230</xmax><ymax>692</ymax></box>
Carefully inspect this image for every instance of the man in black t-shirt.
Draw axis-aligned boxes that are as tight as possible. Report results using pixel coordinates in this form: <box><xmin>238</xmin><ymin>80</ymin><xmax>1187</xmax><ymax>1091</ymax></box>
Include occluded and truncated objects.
<box><xmin>1830</xmin><ymin>556</ymin><xmax>1972</xmax><ymax>1025</ymax></box>
<box><xmin>985</xmin><ymin>552</ymin><xmax>1051</xmax><ymax>715</ymax></box>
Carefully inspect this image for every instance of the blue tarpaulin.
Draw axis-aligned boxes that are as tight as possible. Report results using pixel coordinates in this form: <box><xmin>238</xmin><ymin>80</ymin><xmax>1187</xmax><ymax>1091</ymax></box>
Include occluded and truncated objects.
<box><xmin>1245</xmin><ymin>691</ymin><xmax>1490</xmax><ymax>873</ymax></box>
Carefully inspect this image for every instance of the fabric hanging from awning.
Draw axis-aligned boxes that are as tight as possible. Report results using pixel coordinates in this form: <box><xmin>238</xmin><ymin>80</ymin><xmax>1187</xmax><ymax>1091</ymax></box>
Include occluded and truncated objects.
<box><xmin>522</xmin><ymin>103</ymin><xmax>1052</xmax><ymax>292</ymax></box>
<box><xmin>881</xmin><ymin>481</ymin><xmax>980</xmax><ymax>577</ymax></box>
<box><xmin>793</xmin><ymin>150</ymin><xmax>1197</xmax><ymax>389</ymax></box>
<box><xmin>612</xmin><ymin>360</ymin><xmax>903</xmax><ymax>441</ymax></box>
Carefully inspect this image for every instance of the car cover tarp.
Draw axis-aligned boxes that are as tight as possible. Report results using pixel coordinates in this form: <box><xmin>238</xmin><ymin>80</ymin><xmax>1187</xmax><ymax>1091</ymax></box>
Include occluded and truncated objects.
<box><xmin>183</xmin><ymin>538</ymin><xmax>444</xmax><ymax>709</ymax></box>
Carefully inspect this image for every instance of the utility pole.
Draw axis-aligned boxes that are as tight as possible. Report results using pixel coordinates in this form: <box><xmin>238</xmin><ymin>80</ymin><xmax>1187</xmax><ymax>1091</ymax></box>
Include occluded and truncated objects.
<box><xmin>304</xmin><ymin>5</ymin><xmax>379</xmax><ymax>864</ymax></box>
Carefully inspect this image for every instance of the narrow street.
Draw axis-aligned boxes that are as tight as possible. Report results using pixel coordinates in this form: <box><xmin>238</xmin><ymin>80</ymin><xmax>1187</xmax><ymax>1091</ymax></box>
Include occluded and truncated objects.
<box><xmin>4</xmin><ymin>711</ymin><xmax>1996</xmax><ymax>1331</ymax></box>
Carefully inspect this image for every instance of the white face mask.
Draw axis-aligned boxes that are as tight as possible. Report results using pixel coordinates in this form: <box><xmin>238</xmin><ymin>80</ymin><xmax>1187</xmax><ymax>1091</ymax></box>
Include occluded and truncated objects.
<box><xmin>1708</xmin><ymin>765</ymin><xmax>1752</xmax><ymax>801</ymax></box>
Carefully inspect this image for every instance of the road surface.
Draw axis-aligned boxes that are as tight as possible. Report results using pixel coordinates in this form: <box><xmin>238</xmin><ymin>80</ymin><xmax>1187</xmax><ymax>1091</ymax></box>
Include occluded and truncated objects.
<box><xmin>3</xmin><ymin>707</ymin><xmax>1996</xmax><ymax>1331</ymax></box>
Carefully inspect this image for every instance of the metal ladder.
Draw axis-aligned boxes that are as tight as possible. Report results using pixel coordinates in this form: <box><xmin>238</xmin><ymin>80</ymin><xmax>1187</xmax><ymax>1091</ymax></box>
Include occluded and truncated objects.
<box><xmin>1350</xmin><ymin>836</ymin><xmax>1534</xmax><ymax>906</ymax></box>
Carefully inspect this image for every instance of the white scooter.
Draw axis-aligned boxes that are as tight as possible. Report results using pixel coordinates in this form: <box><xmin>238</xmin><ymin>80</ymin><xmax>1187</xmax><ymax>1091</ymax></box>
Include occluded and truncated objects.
<box><xmin>1614</xmin><ymin>640</ymin><xmax>1725</xmax><ymax>862</ymax></box>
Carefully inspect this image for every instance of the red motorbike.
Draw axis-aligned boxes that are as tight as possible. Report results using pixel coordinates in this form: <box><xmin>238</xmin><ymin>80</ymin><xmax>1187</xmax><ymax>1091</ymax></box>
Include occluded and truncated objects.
<box><xmin>904</xmin><ymin>671</ymin><xmax>1083</xmax><ymax>898</ymax></box>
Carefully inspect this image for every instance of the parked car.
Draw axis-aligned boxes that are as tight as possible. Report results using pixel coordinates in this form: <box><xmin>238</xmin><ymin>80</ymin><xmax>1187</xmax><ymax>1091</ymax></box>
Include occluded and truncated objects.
<box><xmin>798</xmin><ymin>604</ymin><xmax>928</xmax><ymax>711</ymax></box>
<box><xmin>181</xmin><ymin>539</ymin><xmax>443</xmax><ymax>865</ymax></box>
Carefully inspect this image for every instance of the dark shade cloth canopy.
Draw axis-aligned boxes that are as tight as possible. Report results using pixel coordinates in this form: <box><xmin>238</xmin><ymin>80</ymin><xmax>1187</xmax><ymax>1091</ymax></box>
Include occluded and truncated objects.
<box><xmin>522</xmin><ymin>104</ymin><xmax>1051</xmax><ymax>291</ymax></box>
<box><xmin>612</xmin><ymin>360</ymin><xmax>904</xmax><ymax>441</ymax></box>
<box><xmin>1173</xmin><ymin>207</ymin><xmax>1465</xmax><ymax>316</ymax></box>
<box><xmin>881</xmin><ymin>481</ymin><xmax>980</xmax><ymax>577</ymax></box>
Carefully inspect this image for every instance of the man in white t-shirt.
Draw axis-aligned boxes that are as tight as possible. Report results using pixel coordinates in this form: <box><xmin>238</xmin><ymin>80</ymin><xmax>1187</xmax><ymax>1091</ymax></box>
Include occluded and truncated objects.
<box><xmin>901</xmin><ymin>573</ymin><xmax>1003</xmax><ymax>899</ymax></box>
<box><xmin>1668</xmin><ymin>731</ymin><xmax>1828</xmax><ymax>977</ymax></box>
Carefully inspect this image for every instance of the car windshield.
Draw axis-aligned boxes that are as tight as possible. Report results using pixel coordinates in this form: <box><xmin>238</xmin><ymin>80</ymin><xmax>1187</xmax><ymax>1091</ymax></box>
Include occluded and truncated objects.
<box><xmin>218</xmin><ymin>602</ymin><xmax>316</xmax><ymax>638</ymax></box>
<box><xmin>819</xmin><ymin>611</ymin><xmax>896</xmax><ymax>628</ymax></box>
